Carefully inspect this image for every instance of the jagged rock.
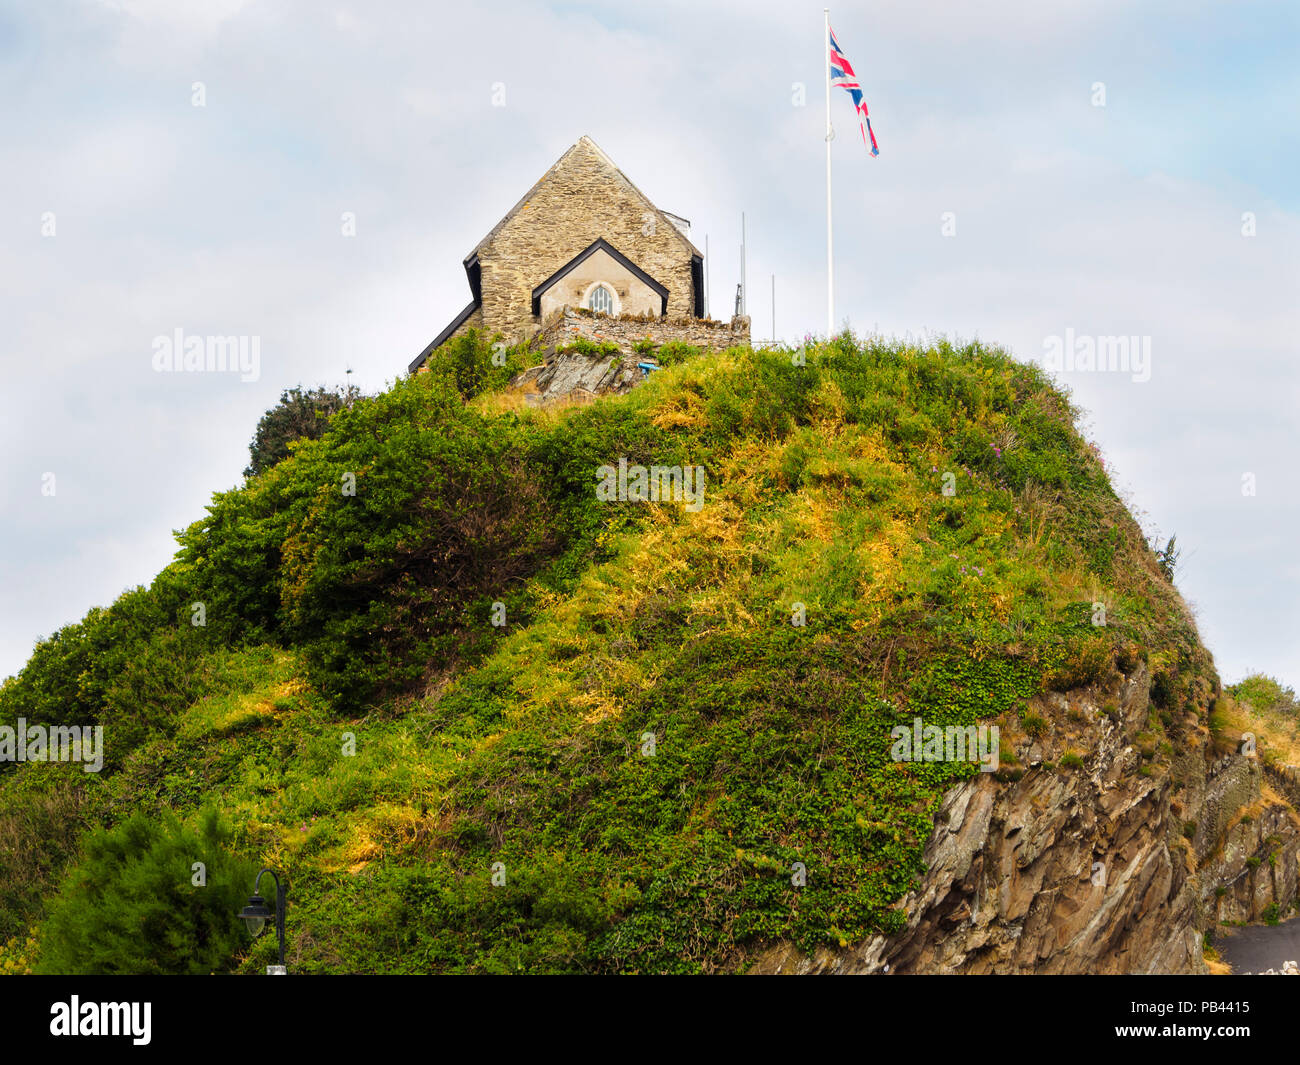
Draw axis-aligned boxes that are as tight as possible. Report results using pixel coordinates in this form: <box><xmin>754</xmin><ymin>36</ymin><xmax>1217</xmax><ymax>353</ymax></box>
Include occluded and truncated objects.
<box><xmin>511</xmin><ymin>352</ymin><xmax>649</xmax><ymax>406</ymax></box>
<box><xmin>750</xmin><ymin>661</ymin><xmax>1300</xmax><ymax>975</ymax></box>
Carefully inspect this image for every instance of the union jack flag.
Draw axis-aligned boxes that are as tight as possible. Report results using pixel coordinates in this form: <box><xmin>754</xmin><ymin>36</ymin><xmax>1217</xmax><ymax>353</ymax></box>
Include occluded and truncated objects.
<box><xmin>829</xmin><ymin>24</ymin><xmax>879</xmax><ymax>156</ymax></box>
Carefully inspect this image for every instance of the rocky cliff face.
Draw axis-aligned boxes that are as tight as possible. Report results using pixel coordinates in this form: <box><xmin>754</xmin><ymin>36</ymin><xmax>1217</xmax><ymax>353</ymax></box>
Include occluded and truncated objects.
<box><xmin>753</xmin><ymin>661</ymin><xmax>1300</xmax><ymax>975</ymax></box>
<box><xmin>512</xmin><ymin>350</ymin><xmax>646</xmax><ymax>406</ymax></box>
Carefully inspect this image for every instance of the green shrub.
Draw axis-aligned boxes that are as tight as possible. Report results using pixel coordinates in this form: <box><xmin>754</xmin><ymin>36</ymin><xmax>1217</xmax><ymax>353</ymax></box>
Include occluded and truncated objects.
<box><xmin>174</xmin><ymin>371</ymin><xmax>581</xmax><ymax>706</ymax></box>
<box><xmin>0</xmin><ymin>782</ymin><xmax>87</xmax><ymax>941</ymax></box>
<box><xmin>1228</xmin><ymin>674</ymin><xmax>1298</xmax><ymax>717</ymax></box>
<box><xmin>1021</xmin><ymin>712</ymin><xmax>1049</xmax><ymax>737</ymax></box>
<box><xmin>0</xmin><ymin>585</ymin><xmax>183</xmax><ymax>734</ymax></box>
<box><xmin>654</xmin><ymin>340</ymin><xmax>702</xmax><ymax>366</ymax></box>
<box><xmin>1047</xmin><ymin>637</ymin><xmax>1112</xmax><ymax>691</ymax></box>
<box><xmin>554</xmin><ymin>337</ymin><xmax>619</xmax><ymax>357</ymax></box>
<box><xmin>0</xmin><ymin>583</ymin><xmax>214</xmax><ymax>771</ymax></box>
<box><xmin>1207</xmin><ymin>706</ymin><xmax>1231</xmax><ymax>740</ymax></box>
<box><xmin>422</xmin><ymin>328</ymin><xmax>533</xmax><ymax>400</ymax></box>
<box><xmin>245</xmin><ymin>384</ymin><xmax>356</xmax><ymax>478</ymax></box>
<box><xmin>274</xmin><ymin>375</ymin><xmax>568</xmax><ymax>704</ymax></box>
<box><xmin>35</xmin><ymin>808</ymin><xmax>257</xmax><ymax>975</ymax></box>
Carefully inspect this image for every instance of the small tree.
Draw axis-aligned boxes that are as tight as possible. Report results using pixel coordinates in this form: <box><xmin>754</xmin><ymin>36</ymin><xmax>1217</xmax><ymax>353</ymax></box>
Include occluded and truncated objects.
<box><xmin>35</xmin><ymin>808</ymin><xmax>258</xmax><ymax>975</ymax></box>
<box><xmin>245</xmin><ymin>384</ymin><xmax>358</xmax><ymax>477</ymax></box>
<box><xmin>1153</xmin><ymin>533</ymin><xmax>1180</xmax><ymax>581</ymax></box>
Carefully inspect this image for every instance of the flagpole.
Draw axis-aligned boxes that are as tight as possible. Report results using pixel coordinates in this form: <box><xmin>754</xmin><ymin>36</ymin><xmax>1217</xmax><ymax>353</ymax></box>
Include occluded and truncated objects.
<box><xmin>824</xmin><ymin>7</ymin><xmax>834</xmax><ymax>337</ymax></box>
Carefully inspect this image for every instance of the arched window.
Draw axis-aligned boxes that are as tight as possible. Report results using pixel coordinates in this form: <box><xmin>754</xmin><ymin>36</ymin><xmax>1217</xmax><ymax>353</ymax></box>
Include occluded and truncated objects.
<box><xmin>588</xmin><ymin>284</ymin><xmax>614</xmax><ymax>314</ymax></box>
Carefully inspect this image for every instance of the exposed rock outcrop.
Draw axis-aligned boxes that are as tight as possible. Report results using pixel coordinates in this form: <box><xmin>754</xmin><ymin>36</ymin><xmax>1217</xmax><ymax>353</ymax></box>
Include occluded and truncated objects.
<box><xmin>752</xmin><ymin>661</ymin><xmax>1300</xmax><ymax>975</ymax></box>
<box><xmin>507</xmin><ymin>309</ymin><xmax>751</xmax><ymax>406</ymax></box>
<box><xmin>509</xmin><ymin>346</ymin><xmax>663</xmax><ymax>406</ymax></box>
<box><xmin>513</xmin><ymin>351</ymin><xmax>646</xmax><ymax>406</ymax></box>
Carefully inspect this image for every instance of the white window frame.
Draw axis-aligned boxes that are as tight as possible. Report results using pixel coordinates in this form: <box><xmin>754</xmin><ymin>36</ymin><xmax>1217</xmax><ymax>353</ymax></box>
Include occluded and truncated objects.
<box><xmin>583</xmin><ymin>282</ymin><xmax>620</xmax><ymax>316</ymax></box>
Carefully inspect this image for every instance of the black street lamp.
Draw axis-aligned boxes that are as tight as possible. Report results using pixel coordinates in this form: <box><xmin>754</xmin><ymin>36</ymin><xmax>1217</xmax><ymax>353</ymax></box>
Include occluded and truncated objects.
<box><xmin>238</xmin><ymin>868</ymin><xmax>288</xmax><ymax>974</ymax></box>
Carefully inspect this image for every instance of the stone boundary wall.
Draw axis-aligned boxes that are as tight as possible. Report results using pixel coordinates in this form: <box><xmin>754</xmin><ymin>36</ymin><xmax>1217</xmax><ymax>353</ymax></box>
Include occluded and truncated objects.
<box><xmin>537</xmin><ymin>307</ymin><xmax>750</xmax><ymax>357</ymax></box>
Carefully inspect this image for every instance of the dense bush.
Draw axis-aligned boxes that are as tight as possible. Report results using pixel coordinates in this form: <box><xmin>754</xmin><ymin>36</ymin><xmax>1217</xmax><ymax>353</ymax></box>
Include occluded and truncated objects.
<box><xmin>649</xmin><ymin>340</ymin><xmax>701</xmax><ymax>366</ymax></box>
<box><xmin>274</xmin><ymin>373</ymin><xmax>567</xmax><ymax>704</ymax></box>
<box><xmin>0</xmin><ymin>587</ymin><xmax>170</xmax><ymax>733</ymax></box>
<box><xmin>175</xmin><ymin>361</ymin><xmax>697</xmax><ymax>706</ymax></box>
<box><xmin>0</xmin><ymin>782</ymin><xmax>88</xmax><ymax>941</ymax></box>
<box><xmin>1229</xmin><ymin>673</ymin><xmax>1298</xmax><ymax>717</ymax></box>
<box><xmin>421</xmin><ymin>328</ymin><xmax>534</xmax><ymax>401</ymax></box>
<box><xmin>245</xmin><ymin>384</ymin><xmax>358</xmax><ymax>478</ymax></box>
<box><xmin>35</xmin><ymin>808</ymin><xmax>256</xmax><ymax>975</ymax></box>
<box><xmin>0</xmin><ymin>581</ymin><xmax>210</xmax><ymax>771</ymax></box>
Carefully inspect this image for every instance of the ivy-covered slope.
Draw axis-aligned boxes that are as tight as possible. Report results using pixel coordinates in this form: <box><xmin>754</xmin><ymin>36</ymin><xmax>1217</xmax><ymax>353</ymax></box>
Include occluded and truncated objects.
<box><xmin>0</xmin><ymin>333</ymin><xmax>1219</xmax><ymax>974</ymax></box>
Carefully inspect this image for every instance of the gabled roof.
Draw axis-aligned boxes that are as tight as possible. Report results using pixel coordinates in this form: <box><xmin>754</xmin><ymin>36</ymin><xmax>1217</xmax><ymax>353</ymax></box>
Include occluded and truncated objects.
<box><xmin>410</xmin><ymin>136</ymin><xmax>703</xmax><ymax>375</ymax></box>
<box><xmin>530</xmin><ymin>238</ymin><xmax>669</xmax><ymax>316</ymax></box>
<box><xmin>465</xmin><ymin>135</ymin><xmax>702</xmax><ymax>263</ymax></box>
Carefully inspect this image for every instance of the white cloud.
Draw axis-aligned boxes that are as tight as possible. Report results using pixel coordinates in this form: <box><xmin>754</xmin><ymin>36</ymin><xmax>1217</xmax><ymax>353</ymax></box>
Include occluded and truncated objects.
<box><xmin>1</xmin><ymin>0</ymin><xmax>1296</xmax><ymax>692</ymax></box>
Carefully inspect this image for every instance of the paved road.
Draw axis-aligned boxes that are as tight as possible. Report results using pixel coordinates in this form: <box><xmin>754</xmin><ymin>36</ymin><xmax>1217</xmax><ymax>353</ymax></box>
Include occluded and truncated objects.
<box><xmin>1215</xmin><ymin>918</ymin><xmax>1300</xmax><ymax>974</ymax></box>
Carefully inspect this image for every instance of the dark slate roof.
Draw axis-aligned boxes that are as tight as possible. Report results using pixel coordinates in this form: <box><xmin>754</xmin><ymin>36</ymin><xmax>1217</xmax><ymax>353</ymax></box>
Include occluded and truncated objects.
<box><xmin>530</xmin><ymin>238</ymin><xmax>669</xmax><ymax>316</ymax></box>
<box><xmin>406</xmin><ymin>300</ymin><xmax>478</xmax><ymax>375</ymax></box>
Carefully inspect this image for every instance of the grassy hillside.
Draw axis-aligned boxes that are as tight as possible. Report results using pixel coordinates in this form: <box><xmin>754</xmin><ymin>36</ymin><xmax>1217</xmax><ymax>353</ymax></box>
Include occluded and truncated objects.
<box><xmin>0</xmin><ymin>332</ymin><xmax>1221</xmax><ymax>974</ymax></box>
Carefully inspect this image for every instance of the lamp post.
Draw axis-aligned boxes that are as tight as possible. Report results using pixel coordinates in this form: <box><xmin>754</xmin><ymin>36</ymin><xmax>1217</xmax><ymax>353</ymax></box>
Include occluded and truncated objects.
<box><xmin>238</xmin><ymin>868</ymin><xmax>288</xmax><ymax>975</ymax></box>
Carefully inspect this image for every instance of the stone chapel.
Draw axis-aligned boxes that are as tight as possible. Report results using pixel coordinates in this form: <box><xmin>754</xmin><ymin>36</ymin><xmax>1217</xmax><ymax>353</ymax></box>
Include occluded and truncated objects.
<box><xmin>408</xmin><ymin>135</ymin><xmax>748</xmax><ymax>374</ymax></box>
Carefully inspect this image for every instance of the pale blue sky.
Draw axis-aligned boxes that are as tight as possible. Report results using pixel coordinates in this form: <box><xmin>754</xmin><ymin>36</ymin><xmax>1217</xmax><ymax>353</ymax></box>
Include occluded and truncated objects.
<box><xmin>1</xmin><ymin>0</ymin><xmax>1297</xmax><ymax>691</ymax></box>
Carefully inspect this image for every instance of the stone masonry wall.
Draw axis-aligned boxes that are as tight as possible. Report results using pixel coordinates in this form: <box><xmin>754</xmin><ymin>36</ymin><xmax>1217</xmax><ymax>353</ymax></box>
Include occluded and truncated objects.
<box><xmin>537</xmin><ymin>307</ymin><xmax>750</xmax><ymax>357</ymax></box>
<box><xmin>477</xmin><ymin>137</ymin><xmax>698</xmax><ymax>342</ymax></box>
